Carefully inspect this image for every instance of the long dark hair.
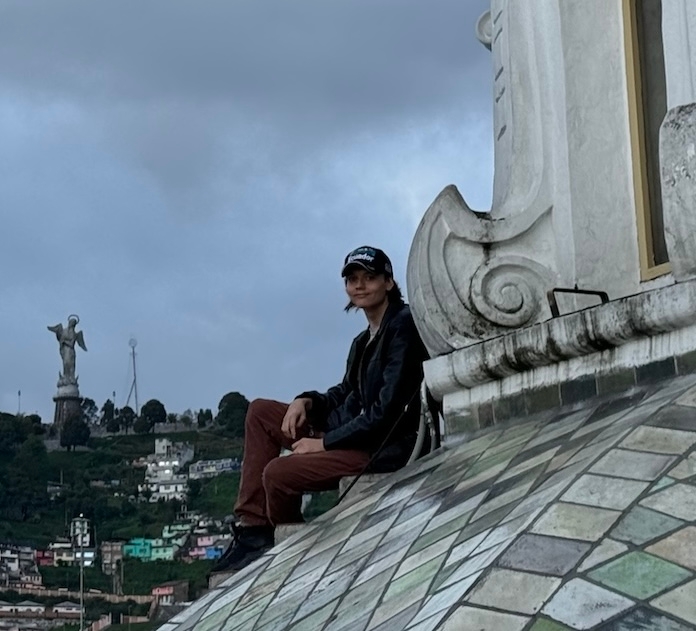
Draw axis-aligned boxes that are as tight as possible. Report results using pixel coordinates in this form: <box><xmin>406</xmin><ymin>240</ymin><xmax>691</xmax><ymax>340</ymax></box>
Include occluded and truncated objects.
<box><xmin>344</xmin><ymin>279</ymin><xmax>404</xmax><ymax>312</ymax></box>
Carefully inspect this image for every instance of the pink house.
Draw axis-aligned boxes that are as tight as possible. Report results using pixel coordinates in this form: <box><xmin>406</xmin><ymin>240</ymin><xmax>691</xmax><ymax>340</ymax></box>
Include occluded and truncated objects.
<box><xmin>187</xmin><ymin>547</ymin><xmax>206</xmax><ymax>559</ymax></box>
<box><xmin>152</xmin><ymin>581</ymin><xmax>189</xmax><ymax>605</ymax></box>
<box><xmin>194</xmin><ymin>535</ymin><xmax>215</xmax><ymax>547</ymax></box>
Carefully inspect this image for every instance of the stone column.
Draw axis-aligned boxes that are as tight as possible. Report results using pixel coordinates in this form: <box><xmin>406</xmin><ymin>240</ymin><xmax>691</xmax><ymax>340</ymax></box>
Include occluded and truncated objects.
<box><xmin>53</xmin><ymin>382</ymin><xmax>81</xmax><ymax>431</ymax></box>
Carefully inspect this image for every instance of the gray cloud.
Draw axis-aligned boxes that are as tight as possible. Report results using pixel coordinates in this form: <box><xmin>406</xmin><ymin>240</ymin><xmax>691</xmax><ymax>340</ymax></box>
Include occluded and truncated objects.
<box><xmin>1</xmin><ymin>0</ymin><xmax>493</xmax><ymax>421</ymax></box>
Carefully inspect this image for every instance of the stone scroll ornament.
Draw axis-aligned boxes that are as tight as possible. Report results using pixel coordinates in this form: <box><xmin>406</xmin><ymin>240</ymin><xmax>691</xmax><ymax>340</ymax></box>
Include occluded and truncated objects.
<box><xmin>407</xmin><ymin>187</ymin><xmax>556</xmax><ymax>357</ymax></box>
<box><xmin>48</xmin><ymin>315</ymin><xmax>87</xmax><ymax>387</ymax></box>
<box><xmin>407</xmin><ymin>1</ymin><xmax>561</xmax><ymax>357</ymax></box>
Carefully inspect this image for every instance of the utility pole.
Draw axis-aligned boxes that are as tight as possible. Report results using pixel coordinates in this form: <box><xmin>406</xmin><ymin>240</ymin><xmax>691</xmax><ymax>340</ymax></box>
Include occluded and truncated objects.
<box><xmin>17</xmin><ymin>390</ymin><xmax>21</xmax><ymax>415</ymax></box>
<box><xmin>71</xmin><ymin>515</ymin><xmax>89</xmax><ymax>631</ymax></box>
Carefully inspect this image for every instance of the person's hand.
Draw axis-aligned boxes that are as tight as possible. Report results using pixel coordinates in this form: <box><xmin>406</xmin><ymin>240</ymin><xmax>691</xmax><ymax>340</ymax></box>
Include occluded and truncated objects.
<box><xmin>281</xmin><ymin>398</ymin><xmax>312</xmax><ymax>440</ymax></box>
<box><xmin>291</xmin><ymin>437</ymin><xmax>325</xmax><ymax>454</ymax></box>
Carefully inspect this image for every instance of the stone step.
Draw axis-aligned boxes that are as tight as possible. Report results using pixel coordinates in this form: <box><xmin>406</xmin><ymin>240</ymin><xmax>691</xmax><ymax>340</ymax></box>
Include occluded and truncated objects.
<box><xmin>208</xmin><ymin>570</ymin><xmax>234</xmax><ymax>589</ymax></box>
<box><xmin>275</xmin><ymin>522</ymin><xmax>308</xmax><ymax>545</ymax></box>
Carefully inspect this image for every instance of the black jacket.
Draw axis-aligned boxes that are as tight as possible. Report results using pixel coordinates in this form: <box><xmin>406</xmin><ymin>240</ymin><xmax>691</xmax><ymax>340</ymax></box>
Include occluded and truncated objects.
<box><xmin>296</xmin><ymin>302</ymin><xmax>428</xmax><ymax>472</ymax></box>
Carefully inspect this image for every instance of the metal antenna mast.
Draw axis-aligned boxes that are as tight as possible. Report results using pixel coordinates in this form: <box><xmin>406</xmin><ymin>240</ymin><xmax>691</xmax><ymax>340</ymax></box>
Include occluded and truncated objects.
<box><xmin>125</xmin><ymin>338</ymin><xmax>139</xmax><ymax>415</ymax></box>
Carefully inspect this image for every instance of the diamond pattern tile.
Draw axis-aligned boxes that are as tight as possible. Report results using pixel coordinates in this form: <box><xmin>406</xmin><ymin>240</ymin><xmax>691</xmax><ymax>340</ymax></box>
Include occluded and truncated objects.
<box><xmin>466</xmin><ymin>568</ymin><xmax>561</xmax><ymax>614</ymax></box>
<box><xmin>620</xmin><ymin>426</ymin><xmax>696</xmax><ymax>455</ymax></box>
<box><xmin>498</xmin><ymin>533</ymin><xmax>590</xmax><ymax>575</ymax></box>
<box><xmin>542</xmin><ymin>579</ymin><xmax>634</xmax><ymax>629</ymax></box>
<box><xmin>440</xmin><ymin>606</ymin><xmax>529</xmax><ymax>630</ymax></box>
<box><xmin>641</xmin><ymin>483</ymin><xmax>696</xmax><ymax>521</ymax></box>
<box><xmin>577</xmin><ymin>538</ymin><xmax>628</xmax><ymax>572</ymax></box>
<box><xmin>589</xmin><ymin>448</ymin><xmax>675</xmax><ymax>481</ymax></box>
<box><xmin>164</xmin><ymin>377</ymin><xmax>696</xmax><ymax>631</ymax></box>
<box><xmin>530</xmin><ymin>502</ymin><xmax>621</xmax><ymax>541</ymax></box>
<box><xmin>601</xmin><ymin>606</ymin><xmax>695</xmax><ymax>630</ymax></box>
<box><xmin>651</xmin><ymin>579</ymin><xmax>696</xmax><ymax>625</ymax></box>
<box><xmin>588</xmin><ymin>551</ymin><xmax>693</xmax><ymax>599</ymax></box>
<box><xmin>646</xmin><ymin>526</ymin><xmax>696</xmax><ymax>570</ymax></box>
<box><xmin>611</xmin><ymin>506</ymin><xmax>684</xmax><ymax>545</ymax></box>
<box><xmin>561</xmin><ymin>473</ymin><xmax>649</xmax><ymax>509</ymax></box>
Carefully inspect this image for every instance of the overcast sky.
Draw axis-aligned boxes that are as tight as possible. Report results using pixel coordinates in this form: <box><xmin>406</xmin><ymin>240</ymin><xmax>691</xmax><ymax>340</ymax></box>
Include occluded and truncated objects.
<box><xmin>1</xmin><ymin>0</ymin><xmax>494</xmax><ymax>422</ymax></box>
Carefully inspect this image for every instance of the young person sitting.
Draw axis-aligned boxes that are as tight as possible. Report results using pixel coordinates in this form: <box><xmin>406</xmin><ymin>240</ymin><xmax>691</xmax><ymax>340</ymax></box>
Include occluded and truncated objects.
<box><xmin>211</xmin><ymin>246</ymin><xmax>428</xmax><ymax>573</ymax></box>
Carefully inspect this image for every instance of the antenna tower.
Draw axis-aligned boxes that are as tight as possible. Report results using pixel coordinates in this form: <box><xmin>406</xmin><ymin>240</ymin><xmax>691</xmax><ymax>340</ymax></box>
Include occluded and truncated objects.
<box><xmin>125</xmin><ymin>338</ymin><xmax>139</xmax><ymax>415</ymax></box>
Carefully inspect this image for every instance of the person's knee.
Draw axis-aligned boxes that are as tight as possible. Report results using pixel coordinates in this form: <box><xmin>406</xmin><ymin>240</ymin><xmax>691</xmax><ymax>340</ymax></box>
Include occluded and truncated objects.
<box><xmin>262</xmin><ymin>457</ymin><xmax>305</xmax><ymax>494</ymax></box>
<box><xmin>262</xmin><ymin>457</ymin><xmax>287</xmax><ymax>492</ymax></box>
<box><xmin>246</xmin><ymin>398</ymin><xmax>274</xmax><ymax>427</ymax></box>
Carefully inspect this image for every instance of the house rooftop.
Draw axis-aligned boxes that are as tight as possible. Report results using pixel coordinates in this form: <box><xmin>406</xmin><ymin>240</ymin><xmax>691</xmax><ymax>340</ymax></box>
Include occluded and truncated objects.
<box><xmin>158</xmin><ymin>373</ymin><xmax>696</xmax><ymax>630</ymax></box>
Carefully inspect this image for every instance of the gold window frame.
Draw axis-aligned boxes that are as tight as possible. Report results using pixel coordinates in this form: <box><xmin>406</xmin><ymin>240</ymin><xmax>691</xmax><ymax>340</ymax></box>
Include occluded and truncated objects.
<box><xmin>623</xmin><ymin>0</ymin><xmax>671</xmax><ymax>280</ymax></box>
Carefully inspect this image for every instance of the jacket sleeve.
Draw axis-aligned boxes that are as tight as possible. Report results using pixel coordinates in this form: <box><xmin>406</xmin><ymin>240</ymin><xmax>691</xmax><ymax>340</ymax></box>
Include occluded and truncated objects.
<box><xmin>294</xmin><ymin>337</ymin><xmax>359</xmax><ymax>422</ymax></box>
<box><xmin>322</xmin><ymin>313</ymin><xmax>423</xmax><ymax>451</ymax></box>
<box><xmin>295</xmin><ymin>378</ymin><xmax>353</xmax><ymax>424</ymax></box>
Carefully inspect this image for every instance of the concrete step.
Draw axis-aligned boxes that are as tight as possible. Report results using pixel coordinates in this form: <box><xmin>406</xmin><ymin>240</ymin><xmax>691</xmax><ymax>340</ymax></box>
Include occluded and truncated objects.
<box><xmin>208</xmin><ymin>570</ymin><xmax>234</xmax><ymax>589</ymax></box>
<box><xmin>275</xmin><ymin>522</ymin><xmax>308</xmax><ymax>545</ymax></box>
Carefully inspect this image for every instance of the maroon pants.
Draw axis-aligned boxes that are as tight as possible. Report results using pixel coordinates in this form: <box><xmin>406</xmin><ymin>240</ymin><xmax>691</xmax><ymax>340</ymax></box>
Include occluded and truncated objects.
<box><xmin>234</xmin><ymin>399</ymin><xmax>371</xmax><ymax>526</ymax></box>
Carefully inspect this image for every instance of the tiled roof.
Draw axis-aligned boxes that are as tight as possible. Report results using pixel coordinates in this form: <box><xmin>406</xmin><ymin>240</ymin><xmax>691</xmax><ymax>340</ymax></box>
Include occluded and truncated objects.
<box><xmin>159</xmin><ymin>374</ymin><xmax>696</xmax><ymax>630</ymax></box>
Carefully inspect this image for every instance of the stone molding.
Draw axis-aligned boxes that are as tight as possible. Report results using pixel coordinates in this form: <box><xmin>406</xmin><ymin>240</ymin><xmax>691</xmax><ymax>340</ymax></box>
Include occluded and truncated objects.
<box><xmin>661</xmin><ymin>103</ymin><xmax>696</xmax><ymax>281</ymax></box>
<box><xmin>425</xmin><ymin>279</ymin><xmax>696</xmax><ymax>403</ymax></box>
<box><xmin>408</xmin><ymin>0</ymin><xmax>664</xmax><ymax>357</ymax></box>
<box><xmin>408</xmin><ymin>1</ymin><xmax>566</xmax><ymax>357</ymax></box>
<box><xmin>407</xmin><ymin>186</ymin><xmax>556</xmax><ymax>357</ymax></box>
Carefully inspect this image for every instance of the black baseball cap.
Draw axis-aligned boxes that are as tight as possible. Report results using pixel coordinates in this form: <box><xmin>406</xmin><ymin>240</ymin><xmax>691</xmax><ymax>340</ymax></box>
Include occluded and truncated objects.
<box><xmin>341</xmin><ymin>246</ymin><xmax>393</xmax><ymax>277</ymax></box>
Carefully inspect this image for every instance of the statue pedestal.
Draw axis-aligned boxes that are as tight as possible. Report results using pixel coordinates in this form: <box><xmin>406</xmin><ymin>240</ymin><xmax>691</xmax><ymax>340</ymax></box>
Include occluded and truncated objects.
<box><xmin>53</xmin><ymin>383</ymin><xmax>81</xmax><ymax>430</ymax></box>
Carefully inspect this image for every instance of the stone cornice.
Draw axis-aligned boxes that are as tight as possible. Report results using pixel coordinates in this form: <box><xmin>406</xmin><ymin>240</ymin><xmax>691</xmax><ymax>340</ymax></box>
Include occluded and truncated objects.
<box><xmin>425</xmin><ymin>280</ymin><xmax>696</xmax><ymax>400</ymax></box>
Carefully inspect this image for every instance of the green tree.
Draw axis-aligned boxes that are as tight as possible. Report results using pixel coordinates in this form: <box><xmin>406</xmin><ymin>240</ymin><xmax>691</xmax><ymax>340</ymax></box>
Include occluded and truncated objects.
<box><xmin>105</xmin><ymin>416</ymin><xmax>120</xmax><ymax>434</ymax></box>
<box><xmin>118</xmin><ymin>406</ymin><xmax>136</xmax><ymax>434</ymax></box>
<box><xmin>80</xmin><ymin>398</ymin><xmax>99</xmax><ymax>425</ymax></box>
<box><xmin>4</xmin><ymin>435</ymin><xmax>49</xmax><ymax>520</ymax></box>
<box><xmin>25</xmin><ymin>414</ymin><xmax>44</xmax><ymax>434</ymax></box>
<box><xmin>132</xmin><ymin>416</ymin><xmax>150</xmax><ymax>434</ymax></box>
<box><xmin>166</xmin><ymin>412</ymin><xmax>179</xmax><ymax>424</ymax></box>
<box><xmin>196</xmin><ymin>409</ymin><xmax>212</xmax><ymax>428</ymax></box>
<box><xmin>140</xmin><ymin>399</ymin><xmax>167</xmax><ymax>431</ymax></box>
<box><xmin>100</xmin><ymin>399</ymin><xmax>115</xmax><ymax>427</ymax></box>
<box><xmin>60</xmin><ymin>415</ymin><xmax>91</xmax><ymax>451</ymax></box>
<box><xmin>215</xmin><ymin>393</ymin><xmax>248</xmax><ymax>437</ymax></box>
<box><xmin>188</xmin><ymin>479</ymin><xmax>201</xmax><ymax>500</ymax></box>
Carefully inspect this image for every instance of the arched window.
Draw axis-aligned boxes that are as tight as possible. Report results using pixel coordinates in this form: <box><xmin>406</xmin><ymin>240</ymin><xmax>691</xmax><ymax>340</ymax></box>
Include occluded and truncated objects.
<box><xmin>624</xmin><ymin>0</ymin><xmax>670</xmax><ymax>278</ymax></box>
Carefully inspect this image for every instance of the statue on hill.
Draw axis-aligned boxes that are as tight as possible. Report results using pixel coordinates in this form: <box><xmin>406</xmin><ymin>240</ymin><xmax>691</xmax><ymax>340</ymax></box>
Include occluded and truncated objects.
<box><xmin>48</xmin><ymin>315</ymin><xmax>87</xmax><ymax>386</ymax></box>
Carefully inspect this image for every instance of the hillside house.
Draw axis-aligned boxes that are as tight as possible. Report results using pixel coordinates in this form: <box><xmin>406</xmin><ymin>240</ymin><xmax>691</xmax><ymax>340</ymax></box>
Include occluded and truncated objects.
<box><xmin>14</xmin><ymin>602</ymin><xmax>43</xmax><ymax>615</ymax></box>
<box><xmin>122</xmin><ymin>539</ymin><xmax>151</xmax><ymax>561</ymax></box>
<box><xmin>34</xmin><ymin>551</ymin><xmax>53</xmax><ymax>567</ymax></box>
<box><xmin>51</xmin><ymin>602</ymin><xmax>81</xmax><ymax>618</ymax></box>
<box><xmin>188</xmin><ymin>458</ymin><xmax>240</xmax><ymax>480</ymax></box>
<box><xmin>100</xmin><ymin>541</ymin><xmax>123</xmax><ymax>576</ymax></box>
<box><xmin>152</xmin><ymin>580</ymin><xmax>189</xmax><ymax>605</ymax></box>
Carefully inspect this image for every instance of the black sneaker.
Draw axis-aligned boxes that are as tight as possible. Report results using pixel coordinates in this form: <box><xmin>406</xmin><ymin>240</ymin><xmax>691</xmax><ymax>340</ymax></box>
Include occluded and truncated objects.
<box><xmin>210</xmin><ymin>524</ymin><xmax>274</xmax><ymax>574</ymax></box>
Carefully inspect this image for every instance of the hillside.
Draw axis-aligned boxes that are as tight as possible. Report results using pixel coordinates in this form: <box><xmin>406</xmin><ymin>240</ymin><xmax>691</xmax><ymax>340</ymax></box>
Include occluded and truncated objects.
<box><xmin>0</xmin><ymin>423</ymin><xmax>244</xmax><ymax>548</ymax></box>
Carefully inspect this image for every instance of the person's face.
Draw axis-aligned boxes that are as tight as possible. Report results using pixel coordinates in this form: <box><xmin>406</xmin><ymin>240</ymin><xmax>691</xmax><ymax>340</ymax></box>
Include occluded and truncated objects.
<box><xmin>344</xmin><ymin>268</ymin><xmax>394</xmax><ymax>310</ymax></box>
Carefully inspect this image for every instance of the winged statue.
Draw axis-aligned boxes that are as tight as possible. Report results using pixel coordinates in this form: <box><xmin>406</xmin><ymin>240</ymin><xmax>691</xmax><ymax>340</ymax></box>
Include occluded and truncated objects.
<box><xmin>48</xmin><ymin>315</ymin><xmax>87</xmax><ymax>385</ymax></box>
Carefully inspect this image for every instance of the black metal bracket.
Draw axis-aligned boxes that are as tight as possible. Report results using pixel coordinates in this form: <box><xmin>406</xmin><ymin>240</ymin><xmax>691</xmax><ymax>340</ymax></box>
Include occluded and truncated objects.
<box><xmin>547</xmin><ymin>285</ymin><xmax>610</xmax><ymax>317</ymax></box>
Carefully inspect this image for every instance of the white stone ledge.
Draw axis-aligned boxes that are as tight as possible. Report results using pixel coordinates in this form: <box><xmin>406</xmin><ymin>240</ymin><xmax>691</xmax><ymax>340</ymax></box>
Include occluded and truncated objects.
<box><xmin>425</xmin><ymin>279</ymin><xmax>696</xmax><ymax>403</ymax></box>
